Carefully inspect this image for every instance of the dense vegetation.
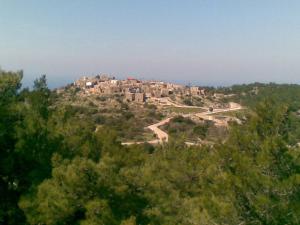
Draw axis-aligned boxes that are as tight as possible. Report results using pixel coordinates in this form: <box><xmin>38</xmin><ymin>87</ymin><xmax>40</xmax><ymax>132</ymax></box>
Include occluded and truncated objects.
<box><xmin>217</xmin><ymin>83</ymin><xmax>300</xmax><ymax>144</ymax></box>
<box><xmin>1</xmin><ymin>70</ymin><xmax>300</xmax><ymax>224</ymax></box>
<box><xmin>161</xmin><ymin>116</ymin><xmax>214</xmax><ymax>142</ymax></box>
<box><xmin>218</xmin><ymin>82</ymin><xmax>300</xmax><ymax>111</ymax></box>
<box><xmin>55</xmin><ymin>90</ymin><xmax>163</xmax><ymax>142</ymax></box>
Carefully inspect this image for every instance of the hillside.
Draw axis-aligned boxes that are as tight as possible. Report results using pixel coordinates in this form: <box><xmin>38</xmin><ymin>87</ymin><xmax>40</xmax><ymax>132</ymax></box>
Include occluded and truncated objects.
<box><xmin>1</xmin><ymin>70</ymin><xmax>300</xmax><ymax>225</ymax></box>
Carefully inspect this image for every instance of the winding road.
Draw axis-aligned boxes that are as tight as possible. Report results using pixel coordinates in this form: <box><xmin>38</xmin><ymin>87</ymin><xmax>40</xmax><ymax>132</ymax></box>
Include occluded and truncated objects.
<box><xmin>122</xmin><ymin>102</ymin><xmax>243</xmax><ymax>145</ymax></box>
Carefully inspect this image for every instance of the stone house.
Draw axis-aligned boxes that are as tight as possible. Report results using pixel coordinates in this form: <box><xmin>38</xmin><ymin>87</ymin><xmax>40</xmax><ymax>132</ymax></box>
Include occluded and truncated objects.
<box><xmin>190</xmin><ymin>86</ymin><xmax>205</xmax><ymax>96</ymax></box>
<box><xmin>135</xmin><ymin>93</ymin><xmax>145</xmax><ymax>103</ymax></box>
<box><xmin>125</xmin><ymin>92</ymin><xmax>135</xmax><ymax>102</ymax></box>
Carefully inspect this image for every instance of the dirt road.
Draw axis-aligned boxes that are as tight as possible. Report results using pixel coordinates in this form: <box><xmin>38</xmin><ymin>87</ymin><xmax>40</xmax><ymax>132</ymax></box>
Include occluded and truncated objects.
<box><xmin>121</xmin><ymin>102</ymin><xmax>242</xmax><ymax>145</ymax></box>
<box><xmin>147</xmin><ymin>117</ymin><xmax>171</xmax><ymax>143</ymax></box>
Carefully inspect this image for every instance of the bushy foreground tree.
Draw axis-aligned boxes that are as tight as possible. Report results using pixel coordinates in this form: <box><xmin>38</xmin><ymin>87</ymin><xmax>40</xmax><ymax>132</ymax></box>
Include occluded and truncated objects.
<box><xmin>0</xmin><ymin>70</ymin><xmax>24</xmax><ymax>223</ymax></box>
<box><xmin>217</xmin><ymin>100</ymin><xmax>300</xmax><ymax>224</ymax></box>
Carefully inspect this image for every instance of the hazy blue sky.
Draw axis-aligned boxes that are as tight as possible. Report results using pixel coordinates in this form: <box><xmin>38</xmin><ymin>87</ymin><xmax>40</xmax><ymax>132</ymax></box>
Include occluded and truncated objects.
<box><xmin>0</xmin><ymin>0</ymin><xmax>300</xmax><ymax>88</ymax></box>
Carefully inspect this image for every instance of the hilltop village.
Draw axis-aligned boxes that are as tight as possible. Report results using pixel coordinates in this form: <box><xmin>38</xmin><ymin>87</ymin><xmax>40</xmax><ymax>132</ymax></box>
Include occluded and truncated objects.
<box><xmin>53</xmin><ymin>74</ymin><xmax>244</xmax><ymax>146</ymax></box>
<box><xmin>72</xmin><ymin>74</ymin><xmax>207</xmax><ymax>104</ymax></box>
<box><xmin>67</xmin><ymin>74</ymin><xmax>236</xmax><ymax>110</ymax></box>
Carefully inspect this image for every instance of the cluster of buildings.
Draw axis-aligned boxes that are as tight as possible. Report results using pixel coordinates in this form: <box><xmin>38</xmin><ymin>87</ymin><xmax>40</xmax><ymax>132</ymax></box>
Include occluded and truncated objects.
<box><xmin>73</xmin><ymin>74</ymin><xmax>206</xmax><ymax>103</ymax></box>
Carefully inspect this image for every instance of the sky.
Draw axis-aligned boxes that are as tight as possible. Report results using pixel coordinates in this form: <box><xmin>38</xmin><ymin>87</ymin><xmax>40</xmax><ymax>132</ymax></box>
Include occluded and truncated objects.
<box><xmin>0</xmin><ymin>0</ymin><xmax>300</xmax><ymax>88</ymax></box>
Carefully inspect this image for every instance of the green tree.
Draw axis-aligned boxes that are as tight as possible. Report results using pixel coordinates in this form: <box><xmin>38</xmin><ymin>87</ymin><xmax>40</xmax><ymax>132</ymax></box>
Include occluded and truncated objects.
<box><xmin>216</xmin><ymin>99</ymin><xmax>300</xmax><ymax>224</ymax></box>
<box><xmin>0</xmin><ymin>70</ymin><xmax>25</xmax><ymax>224</ymax></box>
<box><xmin>14</xmin><ymin>75</ymin><xmax>59</xmax><ymax>188</ymax></box>
<box><xmin>20</xmin><ymin>131</ymin><xmax>149</xmax><ymax>225</ymax></box>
